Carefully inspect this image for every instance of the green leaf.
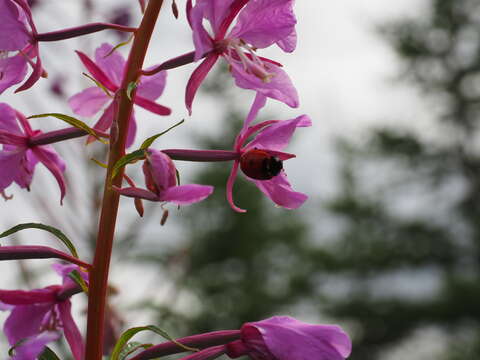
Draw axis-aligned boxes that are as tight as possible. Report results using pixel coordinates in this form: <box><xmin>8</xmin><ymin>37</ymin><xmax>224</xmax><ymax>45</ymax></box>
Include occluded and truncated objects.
<box><xmin>82</xmin><ymin>72</ymin><xmax>113</xmax><ymax>98</ymax></box>
<box><xmin>28</xmin><ymin>113</ymin><xmax>108</xmax><ymax>144</ymax></box>
<box><xmin>110</xmin><ymin>325</ymin><xmax>198</xmax><ymax>360</ymax></box>
<box><xmin>111</xmin><ymin>149</ymin><xmax>146</xmax><ymax>179</ymax></box>
<box><xmin>0</xmin><ymin>223</ymin><xmax>79</xmax><ymax>258</ymax></box>
<box><xmin>118</xmin><ymin>341</ymin><xmax>153</xmax><ymax>360</ymax></box>
<box><xmin>126</xmin><ymin>81</ymin><xmax>138</xmax><ymax>100</ymax></box>
<box><xmin>68</xmin><ymin>270</ymin><xmax>89</xmax><ymax>294</ymax></box>
<box><xmin>38</xmin><ymin>347</ymin><xmax>61</xmax><ymax>360</ymax></box>
<box><xmin>140</xmin><ymin>119</ymin><xmax>185</xmax><ymax>150</ymax></box>
<box><xmin>105</xmin><ymin>35</ymin><xmax>134</xmax><ymax>58</ymax></box>
<box><xmin>91</xmin><ymin>158</ymin><xmax>108</xmax><ymax>168</ymax></box>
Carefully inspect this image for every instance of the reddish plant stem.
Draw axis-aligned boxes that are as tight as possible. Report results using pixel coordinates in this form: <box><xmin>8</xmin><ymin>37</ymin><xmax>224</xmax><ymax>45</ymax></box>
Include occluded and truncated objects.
<box><xmin>85</xmin><ymin>1</ymin><xmax>164</xmax><ymax>359</ymax></box>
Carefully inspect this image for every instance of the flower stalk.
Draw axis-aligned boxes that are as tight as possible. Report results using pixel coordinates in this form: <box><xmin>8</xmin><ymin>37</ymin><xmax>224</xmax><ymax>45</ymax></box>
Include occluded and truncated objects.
<box><xmin>84</xmin><ymin>1</ymin><xmax>165</xmax><ymax>358</ymax></box>
<box><xmin>35</xmin><ymin>23</ymin><xmax>137</xmax><ymax>42</ymax></box>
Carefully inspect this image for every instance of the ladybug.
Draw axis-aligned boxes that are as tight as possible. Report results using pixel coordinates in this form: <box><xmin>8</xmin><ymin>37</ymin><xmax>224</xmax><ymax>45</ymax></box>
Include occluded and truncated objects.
<box><xmin>240</xmin><ymin>149</ymin><xmax>283</xmax><ymax>180</ymax></box>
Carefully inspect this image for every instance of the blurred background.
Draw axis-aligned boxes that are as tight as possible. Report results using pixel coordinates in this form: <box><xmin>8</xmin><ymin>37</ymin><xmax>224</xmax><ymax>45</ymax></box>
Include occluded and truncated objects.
<box><xmin>1</xmin><ymin>0</ymin><xmax>479</xmax><ymax>359</ymax></box>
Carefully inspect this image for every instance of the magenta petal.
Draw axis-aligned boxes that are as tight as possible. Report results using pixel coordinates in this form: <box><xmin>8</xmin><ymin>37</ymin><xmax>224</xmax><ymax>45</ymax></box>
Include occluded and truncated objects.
<box><xmin>4</xmin><ymin>303</ymin><xmax>52</xmax><ymax>345</ymax></box>
<box><xmin>0</xmin><ymin>150</ymin><xmax>26</xmax><ymax>191</ymax></box>
<box><xmin>185</xmin><ymin>54</ymin><xmax>219</xmax><ymax>115</ymax></box>
<box><xmin>0</xmin><ymin>55</ymin><xmax>28</xmax><ymax>94</ymax></box>
<box><xmin>58</xmin><ymin>300</ymin><xmax>84</xmax><ymax>360</ymax></box>
<box><xmin>160</xmin><ymin>184</ymin><xmax>213</xmax><ymax>205</ymax></box>
<box><xmin>250</xmin><ymin>172</ymin><xmax>307</xmax><ymax>209</ymax></box>
<box><xmin>0</xmin><ymin>0</ymin><xmax>31</xmax><ymax>51</ymax></box>
<box><xmin>190</xmin><ymin>0</ymin><xmax>215</xmax><ymax>60</ymax></box>
<box><xmin>11</xmin><ymin>331</ymin><xmax>60</xmax><ymax>360</ymax></box>
<box><xmin>137</xmin><ymin>68</ymin><xmax>167</xmax><ymax>100</ymax></box>
<box><xmin>75</xmin><ymin>50</ymin><xmax>117</xmax><ymax>92</ymax></box>
<box><xmin>113</xmin><ymin>186</ymin><xmax>160</xmax><ymax>201</ymax></box>
<box><xmin>0</xmin><ymin>131</ymin><xmax>26</xmax><ymax>146</ymax></box>
<box><xmin>246</xmin><ymin>316</ymin><xmax>352</xmax><ymax>360</ymax></box>
<box><xmin>229</xmin><ymin>0</ymin><xmax>296</xmax><ymax>50</ymax></box>
<box><xmin>144</xmin><ymin>149</ymin><xmax>177</xmax><ymax>191</ymax></box>
<box><xmin>0</xmin><ymin>102</ymin><xmax>22</xmax><ymax>135</ymax></box>
<box><xmin>230</xmin><ymin>61</ymin><xmax>299</xmax><ymax>108</ymax></box>
<box><xmin>226</xmin><ymin>160</ymin><xmax>246</xmax><ymax>213</ymax></box>
<box><xmin>68</xmin><ymin>87</ymin><xmax>110</xmax><ymax>117</ymax></box>
<box><xmin>277</xmin><ymin>28</ymin><xmax>297</xmax><ymax>53</ymax></box>
<box><xmin>32</xmin><ymin>145</ymin><xmax>66</xmax><ymax>203</ymax></box>
<box><xmin>94</xmin><ymin>43</ymin><xmax>126</xmax><ymax>87</ymax></box>
<box><xmin>14</xmin><ymin>46</ymin><xmax>42</xmax><ymax>93</ymax></box>
<box><xmin>246</xmin><ymin>115</ymin><xmax>311</xmax><ymax>152</ymax></box>
<box><xmin>236</xmin><ymin>93</ymin><xmax>267</xmax><ymax>147</ymax></box>
<box><xmin>134</xmin><ymin>96</ymin><xmax>171</xmax><ymax>116</ymax></box>
<box><xmin>198</xmin><ymin>0</ymin><xmax>236</xmax><ymax>34</ymax></box>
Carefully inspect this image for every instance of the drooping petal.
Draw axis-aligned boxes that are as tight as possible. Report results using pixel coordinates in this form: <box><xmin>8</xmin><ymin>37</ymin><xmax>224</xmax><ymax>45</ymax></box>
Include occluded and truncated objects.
<box><xmin>94</xmin><ymin>43</ymin><xmax>126</xmax><ymax>87</ymax></box>
<box><xmin>0</xmin><ymin>0</ymin><xmax>31</xmax><ymax>51</ymax></box>
<box><xmin>243</xmin><ymin>316</ymin><xmax>352</xmax><ymax>360</ymax></box>
<box><xmin>75</xmin><ymin>50</ymin><xmax>117</xmax><ymax>92</ymax></box>
<box><xmin>276</xmin><ymin>28</ymin><xmax>297</xmax><ymax>53</ymax></box>
<box><xmin>68</xmin><ymin>86</ymin><xmax>110</xmax><ymax>117</ymax></box>
<box><xmin>58</xmin><ymin>300</ymin><xmax>84</xmax><ymax>360</ymax></box>
<box><xmin>10</xmin><ymin>331</ymin><xmax>59</xmax><ymax>360</ymax></box>
<box><xmin>249</xmin><ymin>172</ymin><xmax>307</xmax><ymax>209</ymax></box>
<box><xmin>0</xmin><ymin>55</ymin><xmax>28</xmax><ymax>95</ymax></box>
<box><xmin>0</xmin><ymin>102</ymin><xmax>22</xmax><ymax>135</ymax></box>
<box><xmin>230</xmin><ymin>61</ymin><xmax>299</xmax><ymax>108</ymax></box>
<box><xmin>4</xmin><ymin>303</ymin><xmax>53</xmax><ymax>345</ymax></box>
<box><xmin>160</xmin><ymin>184</ymin><xmax>213</xmax><ymax>205</ymax></box>
<box><xmin>229</xmin><ymin>0</ymin><xmax>296</xmax><ymax>50</ymax></box>
<box><xmin>15</xmin><ymin>45</ymin><xmax>42</xmax><ymax>93</ymax></box>
<box><xmin>11</xmin><ymin>148</ymin><xmax>37</xmax><ymax>189</ymax></box>
<box><xmin>32</xmin><ymin>145</ymin><xmax>66</xmax><ymax>203</ymax></box>
<box><xmin>185</xmin><ymin>54</ymin><xmax>219</xmax><ymax>115</ymax></box>
<box><xmin>226</xmin><ymin>160</ymin><xmax>246</xmax><ymax>213</ymax></box>
<box><xmin>144</xmin><ymin>149</ymin><xmax>177</xmax><ymax>193</ymax></box>
<box><xmin>189</xmin><ymin>0</ymin><xmax>218</xmax><ymax>59</ymax></box>
<box><xmin>236</xmin><ymin>93</ymin><xmax>267</xmax><ymax>147</ymax></box>
<box><xmin>133</xmin><ymin>96</ymin><xmax>171</xmax><ymax>116</ymax></box>
<box><xmin>246</xmin><ymin>115</ymin><xmax>311</xmax><ymax>151</ymax></box>
<box><xmin>0</xmin><ymin>150</ymin><xmax>27</xmax><ymax>191</ymax></box>
<box><xmin>113</xmin><ymin>186</ymin><xmax>160</xmax><ymax>201</ymax></box>
<box><xmin>86</xmin><ymin>101</ymin><xmax>115</xmax><ymax>144</ymax></box>
<box><xmin>137</xmin><ymin>69</ymin><xmax>167</xmax><ymax>100</ymax></box>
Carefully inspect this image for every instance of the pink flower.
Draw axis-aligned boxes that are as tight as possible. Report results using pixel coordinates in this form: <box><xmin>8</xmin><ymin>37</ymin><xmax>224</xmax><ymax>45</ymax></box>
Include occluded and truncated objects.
<box><xmin>226</xmin><ymin>316</ymin><xmax>352</xmax><ymax>360</ymax></box>
<box><xmin>114</xmin><ymin>149</ymin><xmax>214</xmax><ymax>205</ymax></box>
<box><xmin>68</xmin><ymin>43</ymin><xmax>171</xmax><ymax>147</ymax></box>
<box><xmin>185</xmin><ymin>0</ymin><xmax>298</xmax><ymax>114</ymax></box>
<box><xmin>0</xmin><ymin>103</ymin><xmax>66</xmax><ymax>202</ymax></box>
<box><xmin>0</xmin><ymin>0</ymin><xmax>43</xmax><ymax>94</ymax></box>
<box><xmin>227</xmin><ymin>94</ymin><xmax>310</xmax><ymax>212</ymax></box>
<box><xmin>0</xmin><ymin>264</ymin><xmax>86</xmax><ymax>360</ymax></box>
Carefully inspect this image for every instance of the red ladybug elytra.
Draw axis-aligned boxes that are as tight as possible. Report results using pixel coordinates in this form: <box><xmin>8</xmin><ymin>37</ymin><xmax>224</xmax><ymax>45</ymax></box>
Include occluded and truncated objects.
<box><xmin>240</xmin><ymin>149</ymin><xmax>283</xmax><ymax>180</ymax></box>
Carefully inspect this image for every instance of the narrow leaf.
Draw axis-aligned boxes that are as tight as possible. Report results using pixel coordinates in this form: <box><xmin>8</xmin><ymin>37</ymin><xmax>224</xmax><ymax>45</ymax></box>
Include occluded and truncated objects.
<box><xmin>28</xmin><ymin>113</ymin><xmax>108</xmax><ymax>144</ymax></box>
<box><xmin>82</xmin><ymin>72</ymin><xmax>113</xmax><ymax>98</ymax></box>
<box><xmin>126</xmin><ymin>81</ymin><xmax>138</xmax><ymax>100</ymax></box>
<box><xmin>111</xmin><ymin>149</ymin><xmax>146</xmax><ymax>179</ymax></box>
<box><xmin>91</xmin><ymin>158</ymin><xmax>108</xmax><ymax>168</ymax></box>
<box><xmin>68</xmin><ymin>270</ymin><xmax>89</xmax><ymax>294</ymax></box>
<box><xmin>119</xmin><ymin>341</ymin><xmax>153</xmax><ymax>360</ymax></box>
<box><xmin>105</xmin><ymin>35</ymin><xmax>134</xmax><ymax>58</ymax></box>
<box><xmin>140</xmin><ymin>119</ymin><xmax>185</xmax><ymax>150</ymax></box>
<box><xmin>111</xmin><ymin>325</ymin><xmax>198</xmax><ymax>360</ymax></box>
<box><xmin>39</xmin><ymin>347</ymin><xmax>61</xmax><ymax>360</ymax></box>
<box><xmin>0</xmin><ymin>223</ymin><xmax>79</xmax><ymax>258</ymax></box>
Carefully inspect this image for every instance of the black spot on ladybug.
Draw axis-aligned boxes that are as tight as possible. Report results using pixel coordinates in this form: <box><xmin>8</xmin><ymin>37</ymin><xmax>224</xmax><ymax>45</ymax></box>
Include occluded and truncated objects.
<box><xmin>240</xmin><ymin>149</ymin><xmax>283</xmax><ymax>180</ymax></box>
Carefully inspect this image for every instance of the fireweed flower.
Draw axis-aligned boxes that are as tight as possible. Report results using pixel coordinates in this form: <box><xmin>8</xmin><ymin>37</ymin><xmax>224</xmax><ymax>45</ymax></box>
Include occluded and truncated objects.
<box><xmin>0</xmin><ymin>264</ymin><xmax>86</xmax><ymax>360</ymax></box>
<box><xmin>185</xmin><ymin>0</ymin><xmax>298</xmax><ymax>114</ymax></box>
<box><xmin>0</xmin><ymin>103</ymin><xmax>66</xmax><ymax>202</ymax></box>
<box><xmin>227</xmin><ymin>95</ymin><xmax>310</xmax><ymax>212</ymax></box>
<box><xmin>0</xmin><ymin>0</ymin><xmax>43</xmax><ymax>94</ymax></box>
<box><xmin>114</xmin><ymin>149</ymin><xmax>214</xmax><ymax>205</ymax></box>
<box><xmin>68</xmin><ymin>43</ymin><xmax>171</xmax><ymax>147</ymax></box>
<box><xmin>226</xmin><ymin>316</ymin><xmax>352</xmax><ymax>360</ymax></box>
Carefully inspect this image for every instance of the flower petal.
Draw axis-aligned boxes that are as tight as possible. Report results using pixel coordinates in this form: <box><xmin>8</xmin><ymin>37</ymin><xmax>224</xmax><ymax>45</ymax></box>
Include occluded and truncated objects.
<box><xmin>58</xmin><ymin>300</ymin><xmax>84</xmax><ymax>360</ymax></box>
<box><xmin>137</xmin><ymin>69</ymin><xmax>167</xmax><ymax>100</ymax></box>
<box><xmin>75</xmin><ymin>50</ymin><xmax>117</xmax><ymax>92</ymax></box>
<box><xmin>229</xmin><ymin>0</ymin><xmax>296</xmax><ymax>50</ymax></box>
<box><xmin>4</xmin><ymin>303</ymin><xmax>53</xmax><ymax>345</ymax></box>
<box><xmin>68</xmin><ymin>87</ymin><xmax>110</xmax><ymax>117</ymax></box>
<box><xmin>10</xmin><ymin>331</ymin><xmax>59</xmax><ymax>360</ymax></box>
<box><xmin>246</xmin><ymin>115</ymin><xmax>311</xmax><ymax>151</ymax></box>
<box><xmin>249</xmin><ymin>172</ymin><xmax>307</xmax><ymax>209</ymax></box>
<box><xmin>226</xmin><ymin>160</ymin><xmax>246</xmax><ymax>213</ymax></box>
<box><xmin>0</xmin><ymin>0</ymin><xmax>31</xmax><ymax>51</ymax></box>
<box><xmin>113</xmin><ymin>186</ymin><xmax>160</xmax><ymax>201</ymax></box>
<box><xmin>94</xmin><ymin>43</ymin><xmax>126</xmax><ymax>87</ymax></box>
<box><xmin>144</xmin><ymin>150</ymin><xmax>177</xmax><ymax>192</ymax></box>
<box><xmin>276</xmin><ymin>28</ymin><xmax>297</xmax><ymax>53</ymax></box>
<box><xmin>133</xmin><ymin>96</ymin><xmax>172</xmax><ymax>116</ymax></box>
<box><xmin>0</xmin><ymin>102</ymin><xmax>22</xmax><ymax>135</ymax></box>
<box><xmin>189</xmin><ymin>0</ymin><xmax>214</xmax><ymax>60</ymax></box>
<box><xmin>160</xmin><ymin>184</ymin><xmax>213</xmax><ymax>205</ymax></box>
<box><xmin>86</xmin><ymin>102</ymin><xmax>115</xmax><ymax>144</ymax></box>
<box><xmin>0</xmin><ymin>150</ymin><xmax>27</xmax><ymax>191</ymax></box>
<box><xmin>0</xmin><ymin>55</ymin><xmax>28</xmax><ymax>95</ymax></box>
<box><xmin>236</xmin><ymin>93</ymin><xmax>267</xmax><ymax>148</ymax></box>
<box><xmin>185</xmin><ymin>54</ymin><xmax>219</xmax><ymax>115</ymax></box>
<box><xmin>230</xmin><ymin>61</ymin><xmax>299</xmax><ymax>108</ymax></box>
<box><xmin>32</xmin><ymin>145</ymin><xmax>67</xmax><ymax>204</ymax></box>
<box><xmin>15</xmin><ymin>45</ymin><xmax>42</xmax><ymax>93</ymax></box>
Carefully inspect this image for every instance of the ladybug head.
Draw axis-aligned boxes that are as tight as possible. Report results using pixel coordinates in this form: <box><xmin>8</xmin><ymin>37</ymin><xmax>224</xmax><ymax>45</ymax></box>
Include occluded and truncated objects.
<box><xmin>240</xmin><ymin>149</ymin><xmax>283</xmax><ymax>180</ymax></box>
